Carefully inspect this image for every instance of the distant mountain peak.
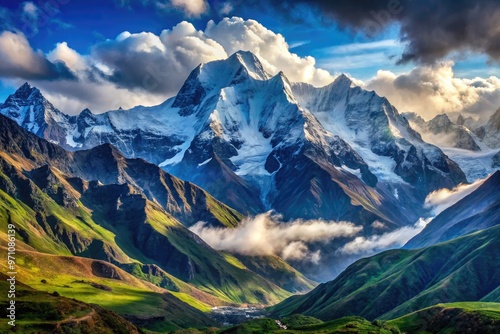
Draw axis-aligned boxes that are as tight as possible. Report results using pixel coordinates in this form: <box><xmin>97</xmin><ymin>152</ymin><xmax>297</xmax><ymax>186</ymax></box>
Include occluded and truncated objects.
<box><xmin>18</xmin><ymin>82</ymin><xmax>32</xmax><ymax>91</ymax></box>
<box><xmin>9</xmin><ymin>82</ymin><xmax>43</xmax><ymax>102</ymax></box>
<box><xmin>0</xmin><ymin>82</ymin><xmax>71</xmax><ymax>138</ymax></box>
<box><xmin>80</xmin><ymin>108</ymin><xmax>94</xmax><ymax>116</ymax></box>
<box><xmin>333</xmin><ymin>74</ymin><xmax>353</xmax><ymax>88</ymax></box>
<box><xmin>428</xmin><ymin>113</ymin><xmax>453</xmax><ymax>128</ymax></box>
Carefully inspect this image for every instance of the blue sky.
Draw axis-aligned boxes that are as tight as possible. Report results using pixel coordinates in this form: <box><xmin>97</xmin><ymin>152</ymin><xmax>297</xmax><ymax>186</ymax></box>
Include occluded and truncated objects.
<box><xmin>0</xmin><ymin>0</ymin><xmax>498</xmax><ymax>119</ymax></box>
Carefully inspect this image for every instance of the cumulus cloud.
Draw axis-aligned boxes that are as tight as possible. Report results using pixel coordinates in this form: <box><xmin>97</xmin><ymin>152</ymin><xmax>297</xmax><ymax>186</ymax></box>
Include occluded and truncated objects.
<box><xmin>0</xmin><ymin>31</ymin><xmax>75</xmax><ymax>81</ymax></box>
<box><xmin>365</xmin><ymin>62</ymin><xmax>500</xmax><ymax>122</ymax></box>
<box><xmin>338</xmin><ymin>218</ymin><xmax>430</xmax><ymax>255</ymax></box>
<box><xmin>16</xmin><ymin>40</ymin><xmax>167</xmax><ymax>114</ymax></box>
<box><xmin>424</xmin><ymin>178</ymin><xmax>486</xmax><ymax>216</ymax></box>
<box><xmin>190</xmin><ymin>212</ymin><xmax>361</xmax><ymax>263</ymax></box>
<box><xmin>170</xmin><ymin>0</ymin><xmax>208</xmax><ymax>17</ymax></box>
<box><xmin>371</xmin><ymin>221</ymin><xmax>387</xmax><ymax>230</ymax></box>
<box><xmin>90</xmin><ymin>23</ymin><xmax>227</xmax><ymax>94</ymax></box>
<box><xmin>89</xmin><ymin>16</ymin><xmax>334</xmax><ymax>95</ymax></box>
<box><xmin>47</xmin><ymin>42</ymin><xmax>87</xmax><ymax>72</ymax></box>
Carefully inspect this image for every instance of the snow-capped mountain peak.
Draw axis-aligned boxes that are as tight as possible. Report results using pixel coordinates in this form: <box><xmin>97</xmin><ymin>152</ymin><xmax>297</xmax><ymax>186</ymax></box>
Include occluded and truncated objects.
<box><xmin>4</xmin><ymin>82</ymin><xmax>44</xmax><ymax>109</ymax></box>
<box><xmin>198</xmin><ymin>50</ymin><xmax>270</xmax><ymax>87</ymax></box>
<box><xmin>0</xmin><ymin>82</ymin><xmax>70</xmax><ymax>137</ymax></box>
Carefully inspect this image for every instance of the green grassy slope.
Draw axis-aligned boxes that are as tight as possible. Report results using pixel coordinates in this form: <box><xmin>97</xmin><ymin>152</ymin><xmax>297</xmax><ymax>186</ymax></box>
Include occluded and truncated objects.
<box><xmin>271</xmin><ymin>225</ymin><xmax>500</xmax><ymax>321</ymax></box>
<box><xmin>0</xmin><ymin>164</ymin><xmax>290</xmax><ymax>306</ymax></box>
<box><xmin>0</xmin><ymin>258</ymin><xmax>215</xmax><ymax>334</ymax></box>
<box><xmin>234</xmin><ymin>254</ymin><xmax>317</xmax><ymax>293</ymax></box>
<box><xmin>0</xmin><ymin>273</ymin><xmax>144</xmax><ymax>334</ymax></box>
<box><xmin>388</xmin><ymin>302</ymin><xmax>500</xmax><ymax>333</ymax></box>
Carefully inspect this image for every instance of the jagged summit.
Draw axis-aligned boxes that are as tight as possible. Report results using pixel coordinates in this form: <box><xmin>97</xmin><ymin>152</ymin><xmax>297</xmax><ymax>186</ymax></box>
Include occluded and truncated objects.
<box><xmin>332</xmin><ymin>73</ymin><xmax>353</xmax><ymax>88</ymax></box>
<box><xmin>5</xmin><ymin>82</ymin><xmax>43</xmax><ymax>103</ymax></box>
<box><xmin>80</xmin><ymin>108</ymin><xmax>94</xmax><ymax>116</ymax></box>
<box><xmin>229</xmin><ymin>50</ymin><xmax>271</xmax><ymax>81</ymax></box>
<box><xmin>427</xmin><ymin>113</ymin><xmax>454</xmax><ymax>132</ymax></box>
<box><xmin>198</xmin><ymin>50</ymin><xmax>270</xmax><ymax>86</ymax></box>
<box><xmin>0</xmin><ymin>82</ymin><xmax>71</xmax><ymax>137</ymax></box>
<box><xmin>405</xmin><ymin>112</ymin><xmax>482</xmax><ymax>152</ymax></box>
<box><xmin>16</xmin><ymin>82</ymin><xmax>37</xmax><ymax>93</ymax></box>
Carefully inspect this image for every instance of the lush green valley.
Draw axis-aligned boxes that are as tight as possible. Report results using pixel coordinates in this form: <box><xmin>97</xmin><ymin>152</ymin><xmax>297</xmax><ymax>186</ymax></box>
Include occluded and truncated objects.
<box><xmin>271</xmin><ymin>224</ymin><xmax>500</xmax><ymax>321</ymax></box>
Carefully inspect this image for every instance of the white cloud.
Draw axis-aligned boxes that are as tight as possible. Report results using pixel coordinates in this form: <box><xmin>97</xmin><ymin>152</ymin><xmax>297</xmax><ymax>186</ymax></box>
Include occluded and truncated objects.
<box><xmin>371</xmin><ymin>221</ymin><xmax>387</xmax><ymax>230</ymax></box>
<box><xmin>47</xmin><ymin>42</ymin><xmax>87</xmax><ymax>72</ymax></box>
<box><xmin>365</xmin><ymin>61</ymin><xmax>500</xmax><ymax>122</ymax></box>
<box><xmin>18</xmin><ymin>40</ymin><xmax>168</xmax><ymax>114</ymax></box>
<box><xmin>170</xmin><ymin>0</ymin><xmax>208</xmax><ymax>17</ymax></box>
<box><xmin>281</xmin><ymin>241</ymin><xmax>321</xmax><ymax>264</ymax></box>
<box><xmin>323</xmin><ymin>39</ymin><xmax>399</xmax><ymax>55</ymax></box>
<box><xmin>339</xmin><ymin>218</ymin><xmax>431</xmax><ymax>255</ymax></box>
<box><xmin>22</xmin><ymin>2</ymin><xmax>38</xmax><ymax>19</ymax></box>
<box><xmin>289</xmin><ymin>40</ymin><xmax>311</xmax><ymax>49</ymax></box>
<box><xmin>318</xmin><ymin>39</ymin><xmax>403</xmax><ymax>72</ymax></box>
<box><xmin>90</xmin><ymin>23</ymin><xmax>228</xmax><ymax>95</ymax></box>
<box><xmin>190</xmin><ymin>212</ymin><xmax>361</xmax><ymax>263</ymax></box>
<box><xmin>321</xmin><ymin>52</ymin><xmax>394</xmax><ymax>71</ymax></box>
<box><xmin>424</xmin><ymin>178</ymin><xmax>486</xmax><ymax>215</ymax></box>
<box><xmin>218</xmin><ymin>2</ymin><xmax>233</xmax><ymax>16</ymax></box>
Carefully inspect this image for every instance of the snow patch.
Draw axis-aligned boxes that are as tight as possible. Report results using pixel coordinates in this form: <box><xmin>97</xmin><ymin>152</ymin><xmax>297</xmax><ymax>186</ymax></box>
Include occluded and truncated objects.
<box><xmin>443</xmin><ymin>147</ymin><xmax>499</xmax><ymax>182</ymax></box>
<box><xmin>198</xmin><ymin>158</ymin><xmax>212</xmax><ymax>167</ymax></box>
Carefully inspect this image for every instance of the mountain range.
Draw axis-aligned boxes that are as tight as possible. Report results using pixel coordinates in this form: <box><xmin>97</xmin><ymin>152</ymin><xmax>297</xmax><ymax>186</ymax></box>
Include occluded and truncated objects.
<box><xmin>0</xmin><ymin>52</ymin><xmax>477</xmax><ymax>280</ymax></box>
<box><xmin>404</xmin><ymin>109</ymin><xmax>500</xmax><ymax>181</ymax></box>
<box><xmin>0</xmin><ymin>52</ymin><xmax>467</xmax><ymax>224</ymax></box>
<box><xmin>1</xmin><ymin>50</ymin><xmax>499</xmax><ymax>333</ymax></box>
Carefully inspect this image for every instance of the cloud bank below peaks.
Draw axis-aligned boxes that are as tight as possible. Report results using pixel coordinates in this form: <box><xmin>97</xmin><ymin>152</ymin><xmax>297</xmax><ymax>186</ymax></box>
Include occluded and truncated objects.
<box><xmin>424</xmin><ymin>178</ymin><xmax>487</xmax><ymax>216</ymax></box>
<box><xmin>338</xmin><ymin>218</ymin><xmax>430</xmax><ymax>256</ymax></box>
<box><xmin>189</xmin><ymin>212</ymin><xmax>361</xmax><ymax>264</ymax></box>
